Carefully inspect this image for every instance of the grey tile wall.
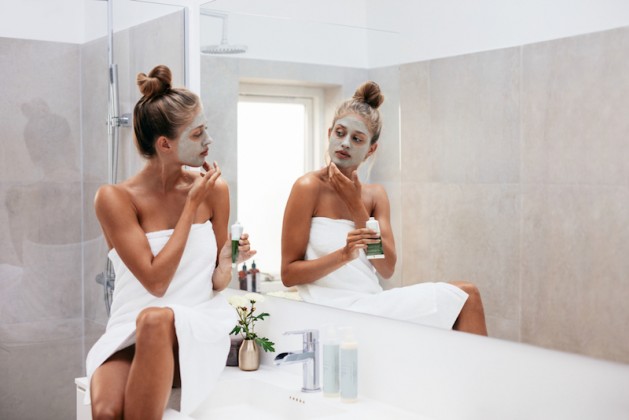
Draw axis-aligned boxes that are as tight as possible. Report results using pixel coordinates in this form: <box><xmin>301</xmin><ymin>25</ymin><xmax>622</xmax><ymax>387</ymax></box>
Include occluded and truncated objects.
<box><xmin>0</xmin><ymin>37</ymin><xmax>83</xmax><ymax>420</ymax></box>
<box><xmin>519</xmin><ymin>27</ymin><xmax>629</xmax><ymax>361</ymax></box>
<box><xmin>0</xmin><ymin>10</ymin><xmax>186</xmax><ymax>420</ymax></box>
<box><xmin>399</xmin><ymin>26</ymin><xmax>629</xmax><ymax>363</ymax></box>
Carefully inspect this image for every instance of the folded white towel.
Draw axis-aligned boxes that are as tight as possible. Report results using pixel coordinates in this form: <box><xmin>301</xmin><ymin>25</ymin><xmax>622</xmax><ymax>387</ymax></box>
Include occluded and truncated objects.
<box><xmin>298</xmin><ymin>217</ymin><xmax>468</xmax><ymax>329</ymax></box>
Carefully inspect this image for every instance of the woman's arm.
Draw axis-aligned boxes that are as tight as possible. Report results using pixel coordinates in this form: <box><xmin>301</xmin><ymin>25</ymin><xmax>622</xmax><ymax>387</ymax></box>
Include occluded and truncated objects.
<box><xmin>94</xmin><ymin>164</ymin><xmax>221</xmax><ymax>297</ymax></box>
<box><xmin>207</xmin><ymin>177</ymin><xmax>230</xmax><ymax>291</ymax></box>
<box><xmin>327</xmin><ymin>163</ymin><xmax>396</xmax><ymax>278</ymax></box>
<box><xmin>208</xmin><ymin>177</ymin><xmax>256</xmax><ymax>291</ymax></box>
<box><xmin>366</xmin><ymin>184</ymin><xmax>397</xmax><ymax>279</ymax></box>
<box><xmin>281</xmin><ymin>175</ymin><xmax>369</xmax><ymax>287</ymax></box>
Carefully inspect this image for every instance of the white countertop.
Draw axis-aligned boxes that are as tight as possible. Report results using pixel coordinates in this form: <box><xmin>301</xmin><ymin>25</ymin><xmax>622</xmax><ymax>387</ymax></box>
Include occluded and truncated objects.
<box><xmin>190</xmin><ymin>365</ymin><xmax>428</xmax><ymax>420</ymax></box>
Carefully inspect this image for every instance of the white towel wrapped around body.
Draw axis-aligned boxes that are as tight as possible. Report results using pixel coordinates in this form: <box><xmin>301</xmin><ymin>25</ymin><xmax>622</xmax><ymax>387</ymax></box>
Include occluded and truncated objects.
<box><xmin>85</xmin><ymin>220</ymin><xmax>237</xmax><ymax>415</ymax></box>
<box><xmin>297</xmin><ymin>217</ymin><xmax>468</xmax><ymax>329</ymax></box>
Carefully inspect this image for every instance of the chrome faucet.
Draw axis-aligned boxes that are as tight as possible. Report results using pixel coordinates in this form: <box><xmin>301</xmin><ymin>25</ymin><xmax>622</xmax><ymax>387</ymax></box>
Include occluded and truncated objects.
<box><xmin>273</xmin><ymin>329</ymin><xmax>320</xmax><ymax>392</ymax></box>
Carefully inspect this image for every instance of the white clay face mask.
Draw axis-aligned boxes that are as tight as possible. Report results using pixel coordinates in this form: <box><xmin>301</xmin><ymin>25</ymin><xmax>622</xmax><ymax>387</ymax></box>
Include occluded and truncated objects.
<box><xmin>328</xmin><ymin>115</ymin><xmax>372</xmax><ymax>168</ymax></box>
<box><xmin>177</xmin><ymin>109</ymin><xmax>211</xmax><ymax>167</ymax></box>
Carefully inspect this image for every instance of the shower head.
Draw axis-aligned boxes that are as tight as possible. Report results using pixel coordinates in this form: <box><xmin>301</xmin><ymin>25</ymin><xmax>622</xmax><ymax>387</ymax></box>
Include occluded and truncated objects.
<box><xmin>201</xmin><ymin>43</ymin><xmax>248</xmax><ymax>55</ymax></box>
<box><xmin>200</xmin><ymin>10</ymin><xmax>248</xmax><ymax>55</ymax></box>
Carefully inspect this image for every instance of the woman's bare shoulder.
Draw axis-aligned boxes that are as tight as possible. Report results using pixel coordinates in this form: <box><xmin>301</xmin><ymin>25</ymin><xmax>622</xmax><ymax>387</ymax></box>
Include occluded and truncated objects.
<box><xmin>94</xmin><ymin>183</ymin><xmax>135</xmax><ymax>217</ymax></box>
<box><xmin>363</xmin><ymin>182</ymin><xmax>387</xmax><ymax>196</ymax></box>
<box><xmin>95</xmin><ymin>182</ymin><xmax>133</xmax><ymax>199</ymax></box>
<box><xmin>183</xmin><ymin>168</ymin><xmax>229</xmax><ymax>193</ymax></box>
<box><xmin>204</xmin><ymin>175</ymin><xmax>230</xmax><ymax>211</ymax></box>
<box><xmin>212</xmin><ymin>175</ymin><xmax>229</xmax><ymax>193</ymax></box>
<box><xmin>362</xmin><ymin>182</ymin><xmax>389</xmax><ymax>209</ymax></box>
<box><xmin>293</xmin><ymin>168</ymin><xmax>326</xmax><ymax>191</ymax></box>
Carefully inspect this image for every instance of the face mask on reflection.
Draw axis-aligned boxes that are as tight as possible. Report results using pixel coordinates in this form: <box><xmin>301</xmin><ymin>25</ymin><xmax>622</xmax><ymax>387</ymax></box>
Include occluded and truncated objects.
<box><xmin>328</xmin><ymin>115</ymin><xmax>372</xmax><ymax>168</ymax></box>
<box><xmin>177</xmin><ymin>110</ymin><xmax>211</xmax><ymax>167</ymax></box>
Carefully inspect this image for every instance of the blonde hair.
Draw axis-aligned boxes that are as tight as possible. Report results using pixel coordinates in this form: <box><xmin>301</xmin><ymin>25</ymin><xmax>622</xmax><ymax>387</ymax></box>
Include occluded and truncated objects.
<box><xmin>332</xmin><ymin>81</ymin><xmax>384</xmax><ymax>144</ymax></box>
<box><xmin>132</xmin><ymin>65</ymin><xmax>200</xmax><ymax>157</ymax></box>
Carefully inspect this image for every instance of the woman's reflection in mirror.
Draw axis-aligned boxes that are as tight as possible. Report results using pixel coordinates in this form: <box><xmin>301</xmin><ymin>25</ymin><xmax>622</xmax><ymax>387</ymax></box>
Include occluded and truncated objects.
<box><xmin>281</xmin><ymin>81</ymin><xmax>487</xmax><ymax>336</ymax></box>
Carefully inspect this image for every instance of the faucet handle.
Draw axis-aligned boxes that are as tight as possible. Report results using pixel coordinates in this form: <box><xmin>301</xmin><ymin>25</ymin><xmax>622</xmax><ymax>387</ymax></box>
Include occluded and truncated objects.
<box><xmin>284</xmin><ymin>329</ymin><xmax>319</xmax><ymax>344</ymax></box>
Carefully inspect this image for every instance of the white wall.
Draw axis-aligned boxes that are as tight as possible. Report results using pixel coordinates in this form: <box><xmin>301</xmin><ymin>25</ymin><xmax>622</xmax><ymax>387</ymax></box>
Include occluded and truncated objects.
<box><xmin>202</xmin><ymin>0</ymin><xmax>370</xmax><ymax>67</ymax></box>
<box><xmin>236</xmin><ymin>289</ymin><xmax>629</xmax><ymax>420</ymax></box>
<box><xmin>0</xmin><ymin>0</ymin><xmax>84</xmax><ymax>43</ymax></box>
<box><xmin>0</xmin><ymin>0</ymin><xmax>182</xmax><ymax>44</ymax></box>
<box><xmin>367</xmin><ymin>0</ymin><xmax>629</xmax><ymax>67</ymax></box>
<box><xmin>5</xmin><ymin>0</ymin><xmax>629</xmax><ymax>67</ymax></box>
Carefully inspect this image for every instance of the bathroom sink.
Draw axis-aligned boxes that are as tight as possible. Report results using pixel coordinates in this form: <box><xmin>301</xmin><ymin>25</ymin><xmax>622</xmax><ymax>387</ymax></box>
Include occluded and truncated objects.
<box><xmin>191</xmin><ymin>377</ymin><xmax>345</xmax><ymax>419</ymax></box>
<box><xmin>76</xmin><ymin>369</ymin><xmax>420</xmax><ymax>420</ymax></box>
<box><xmin>189</xmin><ymin>367</ymin><xmax>420</xmax><ymax>420</ymax></box>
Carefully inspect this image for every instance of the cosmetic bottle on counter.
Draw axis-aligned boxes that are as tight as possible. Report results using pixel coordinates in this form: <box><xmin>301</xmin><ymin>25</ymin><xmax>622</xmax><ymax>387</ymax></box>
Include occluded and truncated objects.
<box><xmin>238</xmin><ymin>262</ymin><xmax>247</xmax><ymax>291</ymax></box>
<box><xmin>365</xmin><ymin>217</ymin><xmax>384</xmax><ymax>259</ymax></box>
<box><xmin>322</xmin><ymin>325</ymin><xmax>340</xmax><ymax>397</ymax></box>
<box><xmin>246</xmin><ymin>267</ymin><xmax>253</xmax><ymax>291</ymax></box>
<box><xmin>339</xmin><ymin>327</ymin><xmax>358</xmax><ymax>402</ymax></box>
<box><xmin>249</xmin><ymin>260</ymin><xmax>259</xmax><ymax>293</ymax></box>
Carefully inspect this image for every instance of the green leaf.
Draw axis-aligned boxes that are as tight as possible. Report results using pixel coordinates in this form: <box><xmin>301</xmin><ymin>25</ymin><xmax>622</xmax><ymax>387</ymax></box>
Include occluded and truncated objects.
<box><xmin>230</xmin><ymin>325</ymin><xmax>241</xmax><ymax>335</ymax></box>
<box><xmin>255</xmin><ymin>337</ymin><xmax>276</xmax><ymax>353</ymax></box>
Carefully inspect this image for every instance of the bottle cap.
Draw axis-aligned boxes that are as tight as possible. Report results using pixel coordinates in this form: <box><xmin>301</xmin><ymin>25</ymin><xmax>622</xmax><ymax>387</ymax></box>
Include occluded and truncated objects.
<box><xmin>323</xmin><ymin>324</ymin><xmax>339</xmax><ymax>344</ymax></box>
<box><xmin>231</xmin><ymin>221</ymin><xmax>243</xmax><ymax>239</ymax></box>
<box><xmin>251</xmin><ymin>260</ymin><xmax>257</xmax><ymax>269</ymax></box>
<box><xmin>339</xmin><ymin>326</ymin><xmax>357</xmax><ymax>344</ymax></box>
<box><xmin>366</xmin><ymin>217</ymin><xmax>380</xmax><ymax>233</ymax></box>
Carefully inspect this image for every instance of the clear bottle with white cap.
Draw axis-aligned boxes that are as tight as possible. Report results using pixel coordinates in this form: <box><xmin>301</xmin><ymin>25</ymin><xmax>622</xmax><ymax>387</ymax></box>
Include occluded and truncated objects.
<box><xmin>230</xmin><ymin>221</ymin><xmax>243</xmax><ymax>266</ymax></box>
<box><xmin>339</xmin><ymin>327</ymin><xmax>358</xmax><ymax>402</ymax></box>
<box><xmin>365</xmin><ymin>217</ymin><xmax>384</xmax><ymax>259</ymax></box>
<box><xmin>322</xmin><ymin>325</ymin><xmax>340</xmax><ymax>397</ymax></box>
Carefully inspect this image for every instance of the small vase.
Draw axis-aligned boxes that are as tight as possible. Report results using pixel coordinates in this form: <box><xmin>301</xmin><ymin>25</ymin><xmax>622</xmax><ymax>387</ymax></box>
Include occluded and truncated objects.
<box><xmin>238</xmin><ymin>339</ymin><xmax>260</xmax><ymax>371</ymax></box>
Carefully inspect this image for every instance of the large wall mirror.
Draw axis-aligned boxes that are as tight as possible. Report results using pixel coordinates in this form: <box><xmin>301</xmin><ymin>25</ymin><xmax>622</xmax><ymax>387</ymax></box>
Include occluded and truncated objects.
<box><xmin>198</xmin><ymin>0</ymin><xmax>629</xmax><ymax>365</ymax></box>
<box><xmin>1</xmin><ymin>2</ymin><xmax>627</xmax><ymax>419</ymax></box>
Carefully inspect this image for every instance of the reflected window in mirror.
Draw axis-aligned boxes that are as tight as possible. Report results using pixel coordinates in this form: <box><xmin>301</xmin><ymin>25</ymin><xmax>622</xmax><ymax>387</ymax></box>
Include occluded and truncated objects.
<box><xmin>237</xmin><ymin>84</ymin><xmax>324</xmax><ymax>280</ymax></box>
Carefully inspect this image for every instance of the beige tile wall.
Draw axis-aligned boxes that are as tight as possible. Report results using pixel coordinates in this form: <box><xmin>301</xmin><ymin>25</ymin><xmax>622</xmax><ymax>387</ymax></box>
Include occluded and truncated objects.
<box><xmin>0</xmin><ymin>11</ymin><xmax>186</xmax><ymax>420</ymax></box>
<box><xmin>0</xmin><ymin>37</ymin><xmax>83</xmax><ymax>420</ymax></box>
<box><xmin>399</xmin><ymin>26</ymin><xmax>629</xmax><ymax>363</ymax></box>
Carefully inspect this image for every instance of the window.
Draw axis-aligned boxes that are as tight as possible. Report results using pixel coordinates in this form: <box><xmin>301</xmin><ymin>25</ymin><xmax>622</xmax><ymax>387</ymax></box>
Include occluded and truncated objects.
<box><xmin>237</xmin><ymin>84</ymin><xmax>324</xmax><ymax>279</ymax></box>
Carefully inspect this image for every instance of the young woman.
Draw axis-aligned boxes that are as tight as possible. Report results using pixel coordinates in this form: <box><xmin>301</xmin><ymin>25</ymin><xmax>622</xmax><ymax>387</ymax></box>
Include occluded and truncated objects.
<box><xmin>281</xmin><ymin>81</ymin><xmax>487</xmax><ymax>335</ymax></box>
<box><xmin>85</xmin><ymin>65</ymin><xmax>254</xmax><ymax>419</ymax></box>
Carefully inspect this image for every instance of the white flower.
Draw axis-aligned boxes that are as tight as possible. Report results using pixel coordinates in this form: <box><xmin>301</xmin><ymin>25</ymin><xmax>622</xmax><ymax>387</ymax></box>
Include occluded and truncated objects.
<box><xmin>228</xmin><ymin>295</ymin><xmax>248</xmax><ymax>308</ymax></box>
<box><xmin>244</xmin><ymin>292</ymin><xmax>265</xmax><ymax>303</ymax></box>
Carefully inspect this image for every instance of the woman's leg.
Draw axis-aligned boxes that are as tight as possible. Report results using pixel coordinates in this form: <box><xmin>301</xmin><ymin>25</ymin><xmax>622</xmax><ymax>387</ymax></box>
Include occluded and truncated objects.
<box><xmin>90</xmin><ymin>345</ymin><xmax>134</xmax><ymax>420</ymax></box>
<box><xmin>450</xmin><ymin>281</ymin><xmax>488</xmax><ymax>336</ymax></box>
<box><xmin>124</xmin><ymin>307</ymin><xmax>178</xmax><ymax>420</ymax></box>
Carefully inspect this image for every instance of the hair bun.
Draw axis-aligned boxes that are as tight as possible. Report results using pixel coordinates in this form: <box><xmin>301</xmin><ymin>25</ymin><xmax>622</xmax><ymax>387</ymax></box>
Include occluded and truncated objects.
<box><xmin>137</xmin><ymin>65</ymin><xmax>172</xmax><ymax>99</ymax></box>
<box><xmin>353</xmin><ymin>81</ymin><xmax>384</xmax><ymax>109</ymax></box>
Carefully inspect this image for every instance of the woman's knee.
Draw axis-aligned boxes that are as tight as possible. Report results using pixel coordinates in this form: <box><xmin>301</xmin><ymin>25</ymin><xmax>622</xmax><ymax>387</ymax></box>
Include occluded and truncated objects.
<box><xmin>91</xmin><ymin>401</ymin><xmax>123</xmax><ymax>420</ymax></box>
<box><xmin>451</xmin><ymin>281</ymin><xmax>482</xmax><ymax>300</ymax></box>
<box><xmin>135</xmin><ymin>307</ymin><xmax>175</xmax><ymax>340</ymax></box>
